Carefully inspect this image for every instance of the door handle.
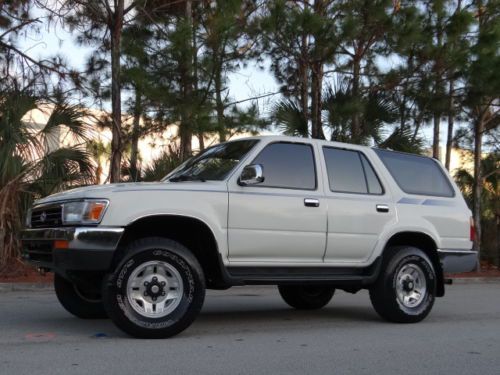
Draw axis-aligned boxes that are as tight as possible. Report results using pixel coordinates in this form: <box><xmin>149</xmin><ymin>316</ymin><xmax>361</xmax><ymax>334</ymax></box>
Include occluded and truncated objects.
<box><xmin>376</xmin><ymin>204</ymin><xmax>389</xmax><ymax>213</ymax></box>
<box><xmin>304</xmin><ymin>198</ymin><xmax>320</xmax><ymax>207</ymax></box>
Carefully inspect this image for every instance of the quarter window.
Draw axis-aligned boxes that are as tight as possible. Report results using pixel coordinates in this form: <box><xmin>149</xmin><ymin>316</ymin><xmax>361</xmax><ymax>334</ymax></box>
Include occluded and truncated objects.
<box><xmin>375</xmin><ymin>149</ymin><xmax>454</xmax><ymax>197</ymax></box>
<box><xmin>323</xmin><ymin>147</ymin><xmax>383</xmax><ymax>194</ymax></box>
<box><xmin>252</xmin><ymin>142</ymin><xmax>316</xmax><ymax>190</ymax></box>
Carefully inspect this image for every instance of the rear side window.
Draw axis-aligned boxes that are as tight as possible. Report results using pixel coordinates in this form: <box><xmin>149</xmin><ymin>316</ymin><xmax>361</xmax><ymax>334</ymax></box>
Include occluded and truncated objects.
<box><xmin>323</xmin><ymin>147</ymin><xmax>383</xmax><ymax>194</ymax></box>
<box><xmin>252</xmin><ymin>142</ymin><xmax>316</xmax><ymax>190</ymax></box>
<box><xmin>375</xmin><ymin>149</ymin><xmax>454</xmax><ymax>197</ymax></box>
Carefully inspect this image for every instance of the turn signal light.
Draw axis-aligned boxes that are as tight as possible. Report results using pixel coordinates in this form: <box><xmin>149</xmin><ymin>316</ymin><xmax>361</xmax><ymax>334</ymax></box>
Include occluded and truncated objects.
<box><xmin>86</xmin><ymin>201</ymin><xmax>107</xmax><ymax>221</ymax></box>
<box><xmin>54</xmin><ymin>240</ymin><xmax>69</xmax><ymax>249</ymax></box>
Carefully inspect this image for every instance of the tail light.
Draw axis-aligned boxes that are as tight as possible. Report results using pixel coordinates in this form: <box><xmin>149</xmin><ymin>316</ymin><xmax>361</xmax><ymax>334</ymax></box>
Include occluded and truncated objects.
<box><xmin>470</xmin><ymin>217</ymin><xmax>476</xmax><ymax>242</ymax></box>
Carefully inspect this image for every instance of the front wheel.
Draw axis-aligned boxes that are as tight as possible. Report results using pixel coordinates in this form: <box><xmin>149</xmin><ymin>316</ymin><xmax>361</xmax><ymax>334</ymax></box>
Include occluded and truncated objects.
<box><xmin>102</xmin><ymin>237</ymin><xmax>205</xmax><ymax>339</ymax></box>
<box><xmin>278</xmin><ymin>285</ymin><xmax>335</xmax><ymax>310</ymax></box>
<box><xmin>54</xmin><ymin>273</ymin><xmax>107</xmax><ymax>319</ymax></box>
<box><xmin>369</xmin><ymin>246</ymin><xmax>436</xmax><ymax>323</ymax></box>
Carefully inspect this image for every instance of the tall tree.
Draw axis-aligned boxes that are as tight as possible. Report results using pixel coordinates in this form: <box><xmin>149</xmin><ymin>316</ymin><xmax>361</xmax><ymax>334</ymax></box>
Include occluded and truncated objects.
<box><xmin>60</xmin><ymin>0</ymin><xmax>139</xmax><ymax>182</ymax></box>
<box><xmin>465</xmin><ymin>0</ymin><xmax>500</xmax><ymax>256</ymax></box>
<box><xmin>260</xmin><ymin>0</ymin><xmax>337</xmax><ymax>138</ymax></box>
<box><xmin>336</xmin><ymin>0</ymin><xmax>394</xmax><ymax>143</ymax></box>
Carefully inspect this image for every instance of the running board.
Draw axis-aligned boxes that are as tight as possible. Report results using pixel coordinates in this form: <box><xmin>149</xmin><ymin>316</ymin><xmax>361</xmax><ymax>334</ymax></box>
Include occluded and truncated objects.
<box><xmin>223</xmin><ymin>257</ymin><xmax>382</xmax><ymax>287</ymax></box>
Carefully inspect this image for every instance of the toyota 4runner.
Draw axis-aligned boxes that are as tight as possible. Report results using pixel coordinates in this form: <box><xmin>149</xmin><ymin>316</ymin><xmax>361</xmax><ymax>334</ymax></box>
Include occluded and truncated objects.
<box><xmin>21</xmin><ymin>136</ymin><xmax>477</xmax><ymax>338</ymax></box>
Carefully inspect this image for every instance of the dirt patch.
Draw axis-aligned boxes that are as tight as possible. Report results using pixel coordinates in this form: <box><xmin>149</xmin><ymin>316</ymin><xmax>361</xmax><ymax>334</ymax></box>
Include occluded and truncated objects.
<box><xmin>447</xmin><ymin>261</ymin><xmax>500</xmax><ymax>278</ymax></box>
<box><xmin>0</xmin><ymin>263</ymin><xmax>53</xmax><ymax>283</ymax></box>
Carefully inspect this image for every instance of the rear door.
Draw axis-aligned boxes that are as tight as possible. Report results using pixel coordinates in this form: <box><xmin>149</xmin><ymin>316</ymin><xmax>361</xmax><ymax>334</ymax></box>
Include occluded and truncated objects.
<box><xmin>321</xmin><ymin>146</ymin><xmax>396</xmax><ymax>263</ymax></box>
<box><xmin>228</xmin><ymin>141</ymin><xmax>327</xmax><ymax>263</ymax></box>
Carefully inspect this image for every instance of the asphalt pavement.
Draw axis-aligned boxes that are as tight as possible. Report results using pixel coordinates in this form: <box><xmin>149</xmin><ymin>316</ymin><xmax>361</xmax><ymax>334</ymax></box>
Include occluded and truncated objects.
<box><xmin>1</xmin><ymin>283</ymin><xmax>499</xmax><ymax>375</ymax></box>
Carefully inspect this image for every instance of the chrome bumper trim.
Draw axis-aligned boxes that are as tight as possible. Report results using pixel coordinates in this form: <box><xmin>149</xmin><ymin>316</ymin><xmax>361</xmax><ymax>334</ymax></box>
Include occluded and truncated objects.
<box><xmin>21</xmin><ymin>227</ymin><xmax>124</xmax><ymax>251</ymax></box>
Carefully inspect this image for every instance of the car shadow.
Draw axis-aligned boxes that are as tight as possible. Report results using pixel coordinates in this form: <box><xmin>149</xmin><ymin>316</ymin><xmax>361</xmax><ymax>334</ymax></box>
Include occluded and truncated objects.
<box><xmin>9</xmin><ymin>297</ymin><xmax>380</xmax><ymax>340</ymax></box>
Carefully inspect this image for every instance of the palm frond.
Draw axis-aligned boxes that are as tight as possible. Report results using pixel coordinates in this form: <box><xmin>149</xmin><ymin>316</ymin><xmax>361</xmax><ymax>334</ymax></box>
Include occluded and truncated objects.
<box><xmin>142</xmin><ymin>151</ymin><xmax>182</xmax><ymax>182</ymax></box>
<box><xmin>28</xmin><ymin>148</ymin><xmax>95</xmax><ymax>197</ymax></box>
<box><xmin>378</xmin><ymin>126</ymin><xmax>424</xmax><ymax>154</ymax></box>
<box><xmin>40</xmin><ymin>101</ymin><xmax>91</xmax><ymax>145</ymax></box>
<box><xmin>272</xmin><ymin>99</ymin><xmax>309</xmax><ymax>137</ymax></box>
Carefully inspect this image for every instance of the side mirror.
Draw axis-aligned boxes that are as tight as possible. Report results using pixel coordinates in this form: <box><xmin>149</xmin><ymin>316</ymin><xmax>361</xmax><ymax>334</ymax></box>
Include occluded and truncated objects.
<box><xmin>239</xmin><ymin>164</ymin><xmax>264</xmax><ymax>186</ymax></box>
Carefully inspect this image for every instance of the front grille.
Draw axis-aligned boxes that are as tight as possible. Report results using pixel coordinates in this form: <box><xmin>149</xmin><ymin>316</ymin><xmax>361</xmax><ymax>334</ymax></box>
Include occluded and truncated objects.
<box><xmin>23</xmin><ymin>241</ymin><xmax>53</xmax><ymax>263</ymax></box>
<box><xmin>31</xmin><ymin>205</ymin><xmax>62</xmax><ymax>228</ymax></box>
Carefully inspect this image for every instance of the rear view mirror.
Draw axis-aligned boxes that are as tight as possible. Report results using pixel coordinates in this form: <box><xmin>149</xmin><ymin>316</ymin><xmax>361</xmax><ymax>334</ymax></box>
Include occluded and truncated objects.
<box><xmin>239</xmin><ymin>164</ymin><xmax>264</xmax><ymax>186</ymax></box>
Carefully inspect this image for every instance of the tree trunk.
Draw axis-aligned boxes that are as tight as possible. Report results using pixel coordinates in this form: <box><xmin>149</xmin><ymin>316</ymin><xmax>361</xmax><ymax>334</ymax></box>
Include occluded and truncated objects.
<box><xmin>445</xmin><ymin>80</ymin><xmax>454</xmax><ymax>170</ymax></box>
<box><xmin>351</xmin><ymin>56</ymin><xmax>361</xmax><ymax>143</ymax></box>
<box><xmin>310</xmin><ymin>60</ymin><xmax>325</xmax><ymax>139</ymax></box>
<box><xmin>179</xmin><ymin>0</ymin><xmax>193</xmax><ymax>160</ymax></box>
<box><xmin>299</xmin><ymin>32</ymin><xmax>309</xmax><ymax>130</ymax></box>
<box><xmin>109</xmin><ymin>1</ymin><xmax>125</xmax><ymax>183</ymax></box>
<box><xmin>130</xmin><ymin>87</ymin><xmax>142</xmax><ymax>182</ymax></box>
<box><xmin>432</xmin><ymin>113</ymin><xmax>440</xmax><ymax>160</ymax></box>
<box><xmin>215</xmin><ymin>61</ymin><xmax>225</xmax><ymax>142</ymax></box>
<box><xmin>473</xmin><ymin>113</ymin><xmax>484</xmax><ymax>264</ymax></box>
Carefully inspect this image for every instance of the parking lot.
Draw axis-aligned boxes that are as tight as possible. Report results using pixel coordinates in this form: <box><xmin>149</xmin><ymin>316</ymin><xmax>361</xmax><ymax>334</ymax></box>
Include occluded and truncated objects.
<box><xmin>1</xmin><ymin>282</ymin><xmax>499</xmax><ymax>375</ymax></box>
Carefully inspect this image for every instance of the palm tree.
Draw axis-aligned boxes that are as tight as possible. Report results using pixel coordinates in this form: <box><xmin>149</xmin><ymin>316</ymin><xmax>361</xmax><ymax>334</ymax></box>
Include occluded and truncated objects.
<box><xmin>0</xmin><ymin>89</ymin><xmax>94</xmax><ymax>271</ymax></box>
<box><xmin>273</xmin><ymin>78</ymin><xmax>424</xmax><ymax>154</ymax></box>
<box><xmin>272</xmin><ymin>99</ymin><xmax>309</xmax><ymax>138</ymax></box>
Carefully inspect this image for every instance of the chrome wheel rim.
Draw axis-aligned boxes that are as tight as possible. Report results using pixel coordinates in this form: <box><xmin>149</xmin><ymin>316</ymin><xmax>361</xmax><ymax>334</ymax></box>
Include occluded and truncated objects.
<box><xmin>395</xmin><ymin>263</ymin><xmax>427</xmax><ymax>308</ymax></box>
<box><xmin>126</xmin><ymin>260</ymin><xmax>184</xmax><ymax>318</ymax></box>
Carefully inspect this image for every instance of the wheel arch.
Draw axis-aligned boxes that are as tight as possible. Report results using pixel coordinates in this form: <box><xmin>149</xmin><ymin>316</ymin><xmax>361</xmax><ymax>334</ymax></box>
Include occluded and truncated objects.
<box><xmin>113</xmin><ymin>214</ymin><xmax>229</xmax><ymax>289</ymax></box>
<box><xmin>382</xmin><ymin>231</ymin><xmax>445</xmax><ymax>297</ymax></box>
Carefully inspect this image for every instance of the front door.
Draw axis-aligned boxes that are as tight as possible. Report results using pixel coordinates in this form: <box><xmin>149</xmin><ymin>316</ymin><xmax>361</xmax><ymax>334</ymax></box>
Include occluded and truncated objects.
<box><xmin>228</xmin><ymin>141</ymin><xmax>327</xmax><ymax>263</ymax></box>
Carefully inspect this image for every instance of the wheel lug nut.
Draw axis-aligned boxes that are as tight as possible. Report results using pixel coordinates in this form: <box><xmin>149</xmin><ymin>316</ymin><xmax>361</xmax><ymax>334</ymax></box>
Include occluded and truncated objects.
<box><xmin>161</xmin><ymin>291</ymin><xmax>165</xmax><ymax>296</ymax></box>
<box><xmin>144</xmin><ymin>292</ymin><xmax>148</xmax><ymax>296</ymax></box>
<box><xmin>144</xmin><ymin>281</ymin><xmax>149</xmax><ymax>286</ymax></box>
<box><xmin>152</xmin><ymin>296</ymin><xmax>157</xmax><ymax>301</ymax></box>
<box><xmin>161</xmin><ymin>281</ymin><xmax>166</xmax><ymax>286</ymax></box>
<box><xmin>152</xmin><ymin>277</ymin><xmax>157</xmax><ymax>282</ymax></box>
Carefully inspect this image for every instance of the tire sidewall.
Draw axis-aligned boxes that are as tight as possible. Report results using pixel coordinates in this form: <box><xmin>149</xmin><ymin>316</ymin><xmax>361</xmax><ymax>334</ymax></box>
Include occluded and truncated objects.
<box><xmin>103</xmin><ymin>240</ymin><xmax>205</xmax><ymax>337</ymax></box>
<box><xmin>384</xmin><ymin>248</ymin><xmax>436</xmax><ymax>318</ymax></box>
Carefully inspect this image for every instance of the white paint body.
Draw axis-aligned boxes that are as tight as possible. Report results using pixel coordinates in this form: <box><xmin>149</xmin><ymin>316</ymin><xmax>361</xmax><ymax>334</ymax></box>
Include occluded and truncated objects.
<box><xmin>36</xmin><ymin>136</ymin><xmax>473</xmax><ymax>269</ymax></box>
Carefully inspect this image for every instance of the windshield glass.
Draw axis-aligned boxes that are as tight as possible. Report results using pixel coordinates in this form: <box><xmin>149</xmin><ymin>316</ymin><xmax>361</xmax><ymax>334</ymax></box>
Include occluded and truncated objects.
<box><xmin>164</xmin><ymin>139</ymin><xmax>259</xmax><ymax>182</ymax></box>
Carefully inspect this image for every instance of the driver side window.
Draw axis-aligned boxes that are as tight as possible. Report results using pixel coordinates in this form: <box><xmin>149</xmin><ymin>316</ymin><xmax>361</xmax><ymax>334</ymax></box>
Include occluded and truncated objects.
<box><xmin>252</xmin><ymin>142</ymin><xmax>316</xmax><ymax>190</ymax></box>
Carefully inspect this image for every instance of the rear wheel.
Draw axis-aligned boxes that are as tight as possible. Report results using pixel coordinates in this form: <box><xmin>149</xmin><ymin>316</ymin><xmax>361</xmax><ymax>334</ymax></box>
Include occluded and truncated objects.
<box><xmin>369</xmin><ymin>246</ymin><xmax>436</xmax><ymax>323</ymax></box>
<box><xmin>102</xmin><ymin>237</ymin><xmax>205</xmax><ymax>339</ymax></box>
<box><xmin>54</xmin><ymin>273</ymin><xmax>107</xmax><ymax>319</ymax></box>
<box><xmin>278</xmin><ymin>285</ymin><xmax>335</xmax><ymax>310</ymax></box>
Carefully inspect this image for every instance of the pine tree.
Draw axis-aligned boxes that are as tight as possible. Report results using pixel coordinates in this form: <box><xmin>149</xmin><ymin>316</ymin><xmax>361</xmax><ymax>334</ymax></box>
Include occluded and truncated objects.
<box><xmin>465</xmin><ymin>0</ymin><xmax>500</xmax><ymax>257</ymax></box>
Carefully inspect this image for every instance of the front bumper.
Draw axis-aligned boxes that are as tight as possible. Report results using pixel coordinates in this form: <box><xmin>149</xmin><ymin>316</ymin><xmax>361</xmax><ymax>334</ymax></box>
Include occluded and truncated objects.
<box><xmin>21</xmin><ymin>227</ymin><xmax>124</xmax><ymax>273</ymax></box>
<box><xmin>438</xmin><ymin>249</ymin><xmax>478</xmax><ymax>273</ymax></box>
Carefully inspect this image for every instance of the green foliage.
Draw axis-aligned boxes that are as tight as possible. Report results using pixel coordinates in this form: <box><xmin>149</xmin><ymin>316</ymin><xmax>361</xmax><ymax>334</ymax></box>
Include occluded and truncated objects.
<box><xmin>0</xmin><ymin>82</ymin><xmax>94</xmax><ymax>270</ymax></box>
<box><xmin>142</xmin><ymin>152</ymin><xmax>182</xmax><ymax>182</ymax></box>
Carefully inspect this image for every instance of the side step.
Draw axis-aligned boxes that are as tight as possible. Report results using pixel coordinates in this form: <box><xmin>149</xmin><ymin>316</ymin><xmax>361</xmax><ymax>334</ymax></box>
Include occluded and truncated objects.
<box><xmin>223</xmin><ymin>257</ymin><xmax>382</xmax><ymax>287</ymax></box>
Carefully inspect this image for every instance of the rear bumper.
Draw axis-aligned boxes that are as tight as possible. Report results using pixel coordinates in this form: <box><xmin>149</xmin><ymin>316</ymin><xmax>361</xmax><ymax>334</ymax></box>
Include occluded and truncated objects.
<box><xmin>438</xmin><ymin>249</ymin><xmax>478</xmax><ymax>273</ymax></box>
<box><xmin>21</xmin><ymin>227</ymin><xmax>124</xmax><ymax>273</ymax></box>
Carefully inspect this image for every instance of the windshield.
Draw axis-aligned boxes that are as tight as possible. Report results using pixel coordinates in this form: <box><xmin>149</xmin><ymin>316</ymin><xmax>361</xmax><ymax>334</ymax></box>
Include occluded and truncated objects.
<box><xmin>164</xmin><ymin>139</ymin><xmax>259</xmax><ymax>182</ymax></box>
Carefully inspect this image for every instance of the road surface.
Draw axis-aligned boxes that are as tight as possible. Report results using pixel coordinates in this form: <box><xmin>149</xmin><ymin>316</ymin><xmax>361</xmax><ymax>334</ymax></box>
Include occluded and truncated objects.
<box><xmin>1</xmin><ymin>283</ymin><xmax>499</xmax><ymax>375</ymax></box>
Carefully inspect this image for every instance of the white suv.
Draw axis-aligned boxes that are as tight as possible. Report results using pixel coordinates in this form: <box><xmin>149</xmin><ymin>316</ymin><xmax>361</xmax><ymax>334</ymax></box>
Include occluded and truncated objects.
<box><xmin>21</xmin><ymin>136</ymin><xmax>477</xmax><ymax>338</ymax></box>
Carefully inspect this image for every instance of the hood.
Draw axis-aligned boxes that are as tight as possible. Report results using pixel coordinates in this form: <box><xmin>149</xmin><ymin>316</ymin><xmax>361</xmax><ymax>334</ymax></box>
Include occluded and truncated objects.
<box><xmin>34</xmin><ymin>181</ymin><xmax>226</xmax><ymax>206</ymax></box>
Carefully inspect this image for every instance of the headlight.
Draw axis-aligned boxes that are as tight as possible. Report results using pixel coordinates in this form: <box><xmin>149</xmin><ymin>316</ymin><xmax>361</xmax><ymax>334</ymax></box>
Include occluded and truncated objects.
<box><xmin>62</xmin><ymin>200</ymin><xmax>109</xmax><ymax>225</ymax></box>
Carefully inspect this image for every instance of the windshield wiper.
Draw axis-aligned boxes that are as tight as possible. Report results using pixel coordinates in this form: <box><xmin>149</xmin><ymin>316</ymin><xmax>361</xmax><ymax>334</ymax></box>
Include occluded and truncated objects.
<box><xmin>169</xmin><ymin>175</ymin><xmax>206</xmax><ymax>182</ymax></box>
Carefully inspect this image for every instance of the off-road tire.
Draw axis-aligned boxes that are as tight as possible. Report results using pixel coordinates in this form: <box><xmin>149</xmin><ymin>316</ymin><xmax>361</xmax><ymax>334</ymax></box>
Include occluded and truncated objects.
<box><xmin>102</xmin><ymin>237</ymin><xmax>205</xmax><ymax>339</ymax></box>
<box><xmin>54</xmin><ymin>273</ymin><xmax>107</xmax><ymax>319</ymax></box>
<box><xmin>369</xmin><ymin>246</ymin><xmax>436</xmax><ymax>323</ymax></box>
<box><xmin>278</xmin><ymin>285</ymin><xmax>335</xmax><ymax>310</ymax></box>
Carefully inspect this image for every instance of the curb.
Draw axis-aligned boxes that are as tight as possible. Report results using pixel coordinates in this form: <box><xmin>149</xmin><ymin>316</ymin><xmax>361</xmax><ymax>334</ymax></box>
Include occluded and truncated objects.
<box><xmin>449</xmin><ymin>277</ymin><xmax>500</xmax><ymax>284</ymax></box>
<box><xmin>0</xmin><ymin>283</ymin><xmax>53</xmax><ymax>293</ymax></box>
